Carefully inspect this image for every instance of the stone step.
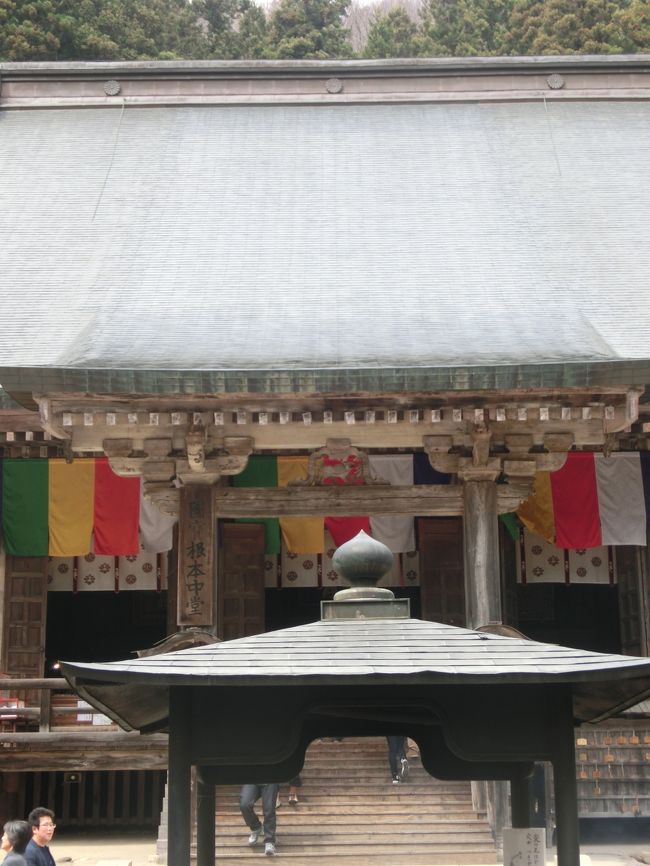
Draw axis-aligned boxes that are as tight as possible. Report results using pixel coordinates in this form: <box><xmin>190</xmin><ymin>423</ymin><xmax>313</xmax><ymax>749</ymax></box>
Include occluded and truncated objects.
<box><xmin>209</xmin><ymin>846</ymin><xmax>499</xmax><ymax>865</ymax></box>
<box><xmin>265</xmin><ymin>773</ymin><xmax>468</xmax><ymax>783</ymax></box>
<box><xmin>273</xmin><ymin>776</ymin><xmax>467</xmax><ymax>785</ymax></box>
<box><xmin>215</xmin><ymin>822</ymin><xmax>495</xmax><ymax>837</ymax></box>
<box><xmin>208</xmin><ymin>854</ymin><xmax>498</xmax><ymax>865</ymax></box>
<box><xmin>266</xmin><ymin>777</ymin><xmax>471</xmax><ymax>787</ymax></box>
<box><xmin>217</xmin><ymin>841</ymin><xmax>496</xmax><ymax>856</ymax></box>
<box><xmin>217</xmin><ymin>792</ymin><xmax>476</xmax><ymax>805</ymax></box>
<box><xmin>182</xmin><ymin>736</ymin><xmax>497</xmax><ymax>865</ymax></box>
<box><xmin>219</xmin><ymin>775</ymin><xmax>468</xmax><ymax>786</ymax></box>
<box><xmin>205</xmin><ymin>848</ymin><xmax>497</xmax><ymax>866</ymax></box>
<box><xmin>219</xmin><ymin>789</ymin><xmax>473</xmax><ymax>800</ymax></box>
<box><xmin>218</xmin><ymin>795</ymin><xmax>480</xmax><ymax>809</ymax></box>
<box><xmin>216</xmin><ymin>834</ymin><xmax>496</xmax><ymax>849</ymax></box>
<box><xmin>217</xmin><ymin>774</ymin><xmax>470</xmax><ymax>791</ymax></box>
<box><xmin>215</xmin><ymin>810</ymin><xmax>483</xmax><ymax>822</ymax></box>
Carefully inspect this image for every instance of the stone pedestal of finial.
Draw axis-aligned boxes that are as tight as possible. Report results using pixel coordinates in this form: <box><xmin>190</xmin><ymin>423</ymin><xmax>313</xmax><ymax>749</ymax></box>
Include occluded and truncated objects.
<box><xmin>321</xmin><ymin>530</ymin><xmax>410</xmax><ymax>621</ymax></box>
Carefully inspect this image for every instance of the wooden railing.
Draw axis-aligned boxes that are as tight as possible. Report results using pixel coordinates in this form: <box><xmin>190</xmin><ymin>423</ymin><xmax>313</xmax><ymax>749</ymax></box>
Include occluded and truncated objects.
<box><xmin>0</xmin><ymin>679</ymin><xmax>167</xmax><ymax>827</ymax></box>
<box><xmin>0</xmin><ymin>677</ymin><xmax>119</xmax><ymax>733</ymax></box>
<box><xmin>0</xmin><ymin>677</ymin><xmax>168</xmax><ymax>774</ymax></box>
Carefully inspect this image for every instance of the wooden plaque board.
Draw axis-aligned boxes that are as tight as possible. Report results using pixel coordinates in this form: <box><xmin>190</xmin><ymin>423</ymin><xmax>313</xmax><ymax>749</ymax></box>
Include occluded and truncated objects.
<box><xmin>177</xmin><ymin>486</ymin><xmax>214</xmax><ymax>627</ymax></box>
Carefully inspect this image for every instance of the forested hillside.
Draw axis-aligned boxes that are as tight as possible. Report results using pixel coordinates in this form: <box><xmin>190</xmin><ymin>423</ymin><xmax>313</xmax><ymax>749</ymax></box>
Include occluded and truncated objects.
<box><xmin>1</xmin><ymin>0</ymin><xmax>649</xmax><ymax>61</ymax></box>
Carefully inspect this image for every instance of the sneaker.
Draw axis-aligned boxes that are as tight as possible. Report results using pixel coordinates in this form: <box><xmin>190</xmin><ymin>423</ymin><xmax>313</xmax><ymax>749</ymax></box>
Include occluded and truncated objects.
<box><xmin>400</xmin><ymin>757</ymin><xmax>409</xmax><ymax>780</ymax></box>
<box><xmin>392</xmin><ymin>775</ymin><xmax>401</xmax><ymax>784</ymax></box>
<box><xmin>276</xmin><ymin>793</ymin><xmax>282</xmax><ymax>808</ymax></box>
<box><xmin>265</xmin><ymin>842</ymin><xmax>276</xmax><ymax>856</ymax></box>
<box><xmin>248</xmin><ymin>829</ymin><xmax>261</xmax><ymax>846</ymax></box>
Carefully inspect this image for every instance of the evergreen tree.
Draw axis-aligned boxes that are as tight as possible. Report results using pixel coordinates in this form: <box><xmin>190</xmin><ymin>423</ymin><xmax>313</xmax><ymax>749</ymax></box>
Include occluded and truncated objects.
<box><xmin>419</xmin><ymin>0</ymin><xmax>514</xmax><ymax>56</ymax></box>
<box><xmin>266</xmin><ymin>0</ymin><xmax>353</xmax><ymax>59</ymax></box>
<box><xmin>0</xmin><ymin>0</ymin><xmax>207</xmax><ymax>61</ymax></box>
<box><xmin>612</xmin><ymin>0</ymin><xmax>650</xmax><ymax>52</ymax></box>
<box><xmin>363</xmin><ymin>7</ymin><xmax>421</xmax><ymax>58</ymax></box>
<box><xmin>60</xmin><ymin>0</ymin><xmax>206</xmax><ymax>60</ymax></box>
<box><xmin>233</xmin><ymin>1</ymin><xmax>269</xmax><ymax>58</ymax></box>
<box><xmin>195</xmin><ymin>0</ymin><xmax>265</xmax><ymax>58</ymax></box>
<box><xmin>0</xmin><ymin>0</ymin><xmax>61</xmax><ymax>60</ymax></box>
<box><xmin>506</xmin><ymin>0</ymin><xmax>629</xmax><ymax>55</ymax></box>
<box><xmin>5</xmin><ymin>0</ymin><xmax>648</xmax><ymax>65</ymax></box>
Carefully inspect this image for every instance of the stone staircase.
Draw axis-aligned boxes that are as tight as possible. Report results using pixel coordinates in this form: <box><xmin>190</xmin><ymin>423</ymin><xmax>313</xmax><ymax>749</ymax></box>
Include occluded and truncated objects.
<box><xmin>206</xmin><ymin>736</ymin><xmax>498</xmax><ymax>865</ymax></box>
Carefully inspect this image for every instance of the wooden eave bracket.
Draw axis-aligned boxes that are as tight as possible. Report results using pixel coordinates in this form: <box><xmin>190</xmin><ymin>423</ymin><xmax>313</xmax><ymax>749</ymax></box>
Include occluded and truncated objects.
<box><xmin>104</xmin><ymin>436</ymin><xmax>174</xmax><ymax>479</ymax></box>
<box><xmin>35</xmin><ymin>396</ymin><xmax>70</xmax><ymax>441</ymax></box>
<box><xmin>145</xmin><ymin>487</ymin><xmax>180</xmax><ymax>517</ymax></box>
<box><xmin>424</xmin><ymin>427</ymin><xmax>574</xmax><ymax>478</ymax></box>
<box><xmin>103</xmin><ymin>432</ymin><xmax>253</xmax><ymax>481</ymax></box>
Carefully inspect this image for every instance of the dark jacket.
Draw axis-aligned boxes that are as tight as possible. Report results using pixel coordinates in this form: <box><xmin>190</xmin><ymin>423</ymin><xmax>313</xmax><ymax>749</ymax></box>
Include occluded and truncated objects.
<box><xmin>24</xmin><ymin>841</ymin><xmax>55</xmax><ymax>866</ymax></box>
<box><xmin>3</xmin><ymin>853</ymin><xmax>27</xmax><ymax>866</ymax></box>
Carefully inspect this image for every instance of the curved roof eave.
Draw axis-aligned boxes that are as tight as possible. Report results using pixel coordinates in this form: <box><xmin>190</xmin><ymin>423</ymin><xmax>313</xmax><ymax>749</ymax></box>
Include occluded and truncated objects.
<box><xmin>60</xmin><ymin>619</ymin><xmax>650</xmax><ymax>731</ymax></box>
<box><xmin>3</xmin><ymin>54</ymin><xmax>650</xmax><ymax>78</ymax></box>
<box><xmin>3</xmin><ymin>360</ymin><xmax>650</xmax><ymax>404</ymax></box>
<box><xmin>61</xmin><ymin>660</ymin><xmax>650</xmax><ymax>689</ymax></box>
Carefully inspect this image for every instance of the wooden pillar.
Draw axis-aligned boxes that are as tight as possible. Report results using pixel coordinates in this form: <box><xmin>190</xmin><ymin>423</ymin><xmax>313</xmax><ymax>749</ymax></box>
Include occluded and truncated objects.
<box><xmin>635</xmin><ymin>530</ymin><xmax>650</xmax><ymax>656</ymax></box>
<box><xmin>196</xmin><ymin>772</ymin><xmax>216</xmax><ymax>866</ymax></box>
<box><xmin>461</xmin><ymin>473</ymin><xmax>502</xmax><ymax>629</ymax></box>
<box><xmin>511</xmin><ymin>772</ymin><xmax>534</xmax><ymax>828</ymax></box>
<box><xmin>486</xmin><ymin>778</ymin><xmax>508</xmax><ymax>853</ymax></box>
<box><xmin>178</xmin><ymin>485</ymin><xmax>215</xmax><ymax>628</ymax></box>
<box><xmin>168</xmin><ymin>688</ymin><xmax>193</xmax><ymax>866</ymax></box>
<box><xmin>551</xmin><ymin>689</ymin><xmax>580</xmax><ymax>866</ymax></box>
<box><xmin>461</xmin><ymin>466</ymin><xmax>503</xmax><ymax>842</ymax></box>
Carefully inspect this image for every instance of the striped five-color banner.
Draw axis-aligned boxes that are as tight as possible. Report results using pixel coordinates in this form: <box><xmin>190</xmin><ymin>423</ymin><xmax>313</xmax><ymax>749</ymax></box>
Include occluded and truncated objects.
<box><xmin>1</xmin><ymin>457</ymin><xmax>140</xmax><ymax>557</ymax></box>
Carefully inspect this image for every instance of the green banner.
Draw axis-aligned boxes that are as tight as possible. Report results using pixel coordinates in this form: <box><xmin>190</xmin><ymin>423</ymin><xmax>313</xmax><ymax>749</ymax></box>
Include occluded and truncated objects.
<box><xmin>2</xmin><ymin>459</ymin><xmax>49</xmax><ymax>555</ymax></box>
<box><xmin>499</xmin><ymin>512</ymin><xmax>520</xmax><ymax>544</ymax></box>
<box><xmin>233</xmin><ymin>455</ymin><xmax>281</xmax><ymax>554</ymax></box>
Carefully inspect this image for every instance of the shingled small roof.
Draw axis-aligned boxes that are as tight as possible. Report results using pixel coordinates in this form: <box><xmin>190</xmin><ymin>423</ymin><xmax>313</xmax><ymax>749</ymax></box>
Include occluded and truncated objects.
<box><xmin>61</xmin><ymin>618</ymin><xmax>650</xmax><ymax>732</ymax></box>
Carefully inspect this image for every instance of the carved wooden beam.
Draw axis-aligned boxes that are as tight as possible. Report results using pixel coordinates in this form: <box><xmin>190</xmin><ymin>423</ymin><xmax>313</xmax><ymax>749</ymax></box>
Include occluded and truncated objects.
<box><xmin>457</xmin><ymin>459</ymin><xmax>502</xmax><ymax>484</ymax></box>
<box><xmin>146</xmin><ymin>487</ymin><xmax>181</xmax><ymax>517</ymax></box>
<box><xmin>424</xmin><ymin>426</ymin><xmax>571</xmax><ymax>478</ymax></box>
<box><xmin>291</xmin><ymin>438</ymin><xmax>385</xmax><ymax>486</ymax></box>
<box><xmin>40</xmin><ymin>389</ymin><xmax>641</xmax><ymax>454</ymax></box>
<box><xmin>214</xmin><ymin>485</ymin><xmax>464</xmax><ymax>517</ymax></box>
<box><xmin>103</xmin><ymin>435</ymin><xmax>253</xmax><ymax>482</ymax></box>
<box><xmin>35</xmin><ymin>396</ymin><xmax>70</xmax><ymax>441</ymax></box>
<box><xmin>176</xmin><ymin>454</ymin><xmax>251</xmax><ymax>486</ymax></box>
<box><xmin>210</xmin><ymin>484</ymin><xmax>530</xmax><ymax>518</ymax></box>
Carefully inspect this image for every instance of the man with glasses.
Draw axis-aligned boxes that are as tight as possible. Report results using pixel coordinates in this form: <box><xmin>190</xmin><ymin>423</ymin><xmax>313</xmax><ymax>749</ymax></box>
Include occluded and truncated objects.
<box><xmin>25</xmin><ymin>808</ymin><xmax>56</xmax><ymax>866</ymax></box>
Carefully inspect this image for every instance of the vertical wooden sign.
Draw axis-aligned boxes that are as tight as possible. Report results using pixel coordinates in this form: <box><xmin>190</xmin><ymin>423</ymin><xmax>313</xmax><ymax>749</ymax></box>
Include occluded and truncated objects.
<box><xmin>177</xmin><ymin>485</ymin><xmax>214</xmax><ymax>626</ymax></box>
<box><xmin>503</xmin><ymin>828</ymin><xmax>546</xmax><ymax>866</ymax></box>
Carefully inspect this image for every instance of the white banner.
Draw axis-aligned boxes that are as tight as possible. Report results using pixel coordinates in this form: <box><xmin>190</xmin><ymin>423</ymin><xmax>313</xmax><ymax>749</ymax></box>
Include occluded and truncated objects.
<box><xmin>517</xmin><ymin>528</ymin><xmax>614</xmax><ymax>584</ymax></box>
<box><xmin>48</xmin><ymin>543</ymin><xmax>168</xmax><ymax>591</ymax></box>
<box><xmin>264</xmin><ymin>531</ymin><xmax>420</xmax><ymax>589</ymax></box>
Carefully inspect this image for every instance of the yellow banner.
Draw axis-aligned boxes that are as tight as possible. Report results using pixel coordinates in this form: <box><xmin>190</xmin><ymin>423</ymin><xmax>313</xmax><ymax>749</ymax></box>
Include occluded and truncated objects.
<box><xmin>48</xmin><ymin>459</ymin><xmax>95</xmax><ymax>556</ymax></box>
<box><xmin>277</xmin><ymin>456</ymin><xmax>324</xmax><ymax>554</ymax></box>
<box><xmin>517</xmin><ymin>471</ymin><xmax>555</xmax><ymax>544</ymax></box>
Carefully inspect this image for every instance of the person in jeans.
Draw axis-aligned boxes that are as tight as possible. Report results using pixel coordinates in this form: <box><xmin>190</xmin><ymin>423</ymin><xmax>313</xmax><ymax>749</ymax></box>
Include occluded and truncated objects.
<box><xmin>386</xmin><ymin>735</ymin><xmax>409</xmax><ymax>784</ymax></box>
<box><xmin>240</xmin><ymin>783</ymin><xmax>280</xmax><ymax>856</ymax></box>
<box><xmin>24</xmin><ymin>809</ymin><xmax>56</xmax><ymax>866</ymax></box>
<box><xmin>288</xmin><ymin>774</ymin><xmax>302</xmax><ymax>805</ymax></box>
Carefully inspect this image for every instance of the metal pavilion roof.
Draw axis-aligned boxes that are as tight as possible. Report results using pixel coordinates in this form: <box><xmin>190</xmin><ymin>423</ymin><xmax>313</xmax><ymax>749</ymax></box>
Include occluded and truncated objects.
<box><xmin>61</xmin><ymin>618</ymin><xmax>650</xmax><ymax>732</ymax></box>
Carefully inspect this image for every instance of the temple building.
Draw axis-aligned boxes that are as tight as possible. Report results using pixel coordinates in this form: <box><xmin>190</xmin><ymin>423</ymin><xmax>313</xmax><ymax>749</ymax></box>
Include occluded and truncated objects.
<box><xmin>1</xmin><ymin>54</ymin><xmax>650</xmax><ymax>849</ymax></box>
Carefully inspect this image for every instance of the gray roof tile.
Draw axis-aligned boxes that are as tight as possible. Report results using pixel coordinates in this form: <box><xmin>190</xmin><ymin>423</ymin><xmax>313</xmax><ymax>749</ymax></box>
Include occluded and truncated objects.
<box><xmin>1</xmin><ymin>101</ymin><xmax>650</xmax><ymax>373</ymax></box>
<box><xmin>62</xmin><ymin>618</ymin><xmax>650</xmax><ymax>683</ymax></box>
<box><xmin>61</xmin><ymin>618</ymin><xmax>650</xmax><ymax>730</ymax></box>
